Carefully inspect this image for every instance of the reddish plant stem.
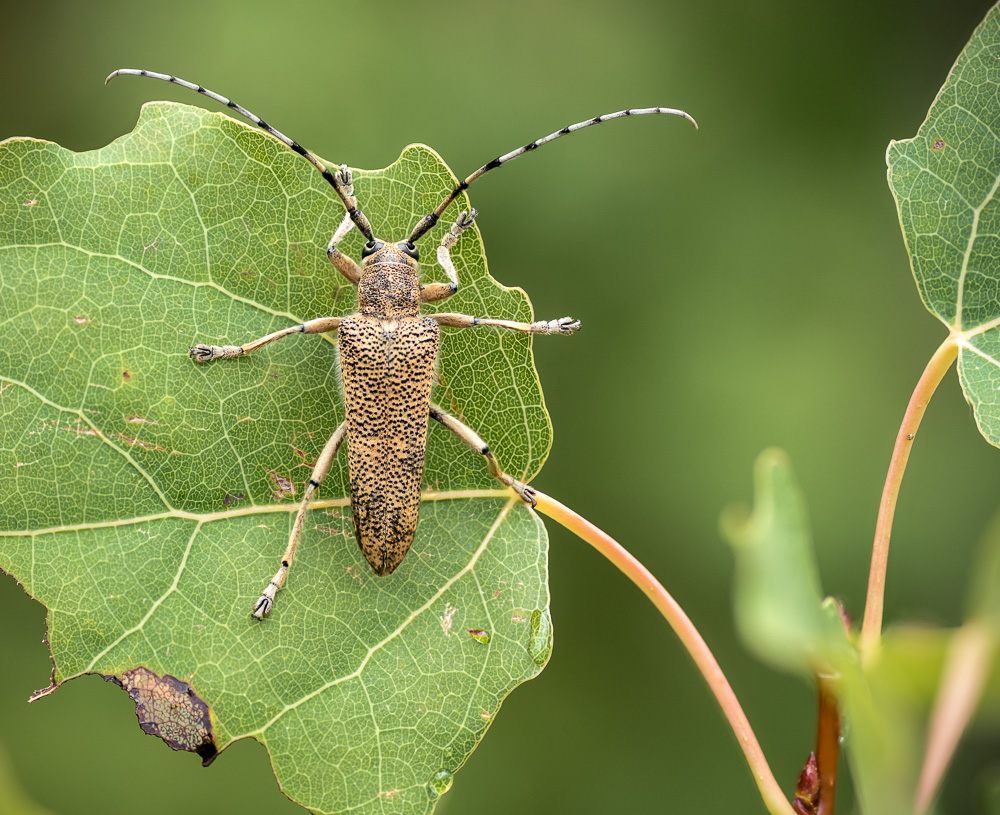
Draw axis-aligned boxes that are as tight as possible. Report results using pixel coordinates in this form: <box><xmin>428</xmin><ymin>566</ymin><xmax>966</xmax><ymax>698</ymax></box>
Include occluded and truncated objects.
<box><xmin>815</xmin><ymin>676</ymin><xmax>840</xmax><ymax>815</ymax></box>
<box><xmin>860</xmin><ymin>336</ymin><xmax>958</xmax><ymax>667</ymax></box>
<box><xmin>533</xmin><ymin>490</ymin><xmax>796</xmax><ymax>815</ymax></box>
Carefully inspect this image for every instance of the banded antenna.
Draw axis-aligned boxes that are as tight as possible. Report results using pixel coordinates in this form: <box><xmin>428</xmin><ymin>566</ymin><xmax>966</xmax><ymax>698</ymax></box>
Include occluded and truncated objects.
<box><xmin>407</xmin><ymin>106</ymin><xmax>697</xmax><ymax>243</ymax></box>
<box><xmin>105</xmin><ymin>69</ymin><xmax>376</xmax><ymax>242</ymax></box>
<box><xmin>106</xmin><ymin>69</ymin><xmax>697</xmax><ymax>246</ymax></box>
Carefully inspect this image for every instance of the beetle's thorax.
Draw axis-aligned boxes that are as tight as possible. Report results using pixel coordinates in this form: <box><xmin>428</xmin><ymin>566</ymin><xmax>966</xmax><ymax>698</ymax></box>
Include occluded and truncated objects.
<box><xmin>357</xmin><ymin>240</ymin><xmax>421</xmax><ymax>319</ymax></box>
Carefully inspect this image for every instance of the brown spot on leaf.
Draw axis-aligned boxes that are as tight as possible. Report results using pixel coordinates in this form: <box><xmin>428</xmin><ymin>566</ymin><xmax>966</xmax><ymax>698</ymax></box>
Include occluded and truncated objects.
<box><xmin>315</xmin><ymin>524</ymin><xmax>344</xmax><ymax>535</ymax></box>
<box><xmin>222</xmin><ymin>492</ymin><xmax>245</xmax><ymax>507</ymax></box>
<box><xmin>268</xmin><ymin>471</ymin><xmax>296</xmax><ymax>499</ymax></box>
<box><xmin>23</xmin><ymin>199</ymin><xmax>37</xmax><ymax>206</ymax></box>
<box><xmin>110</xmin><ymin>667</ymin><xmax>218</xmax><ymax>765</ymax></box>
<box><xmin>73</xmin><ymin>315</ymin><xmax>93</xmax><ymax>325</ymax></box>
<box><xmin>122</xmin><ymin>370</ymin><xmax>132</xmax><ymax>382</ymax></box>
<box><xmin>115</xmin><ymin>433</ymin><xmax>168</xmax><ymax>452</ymax></box>
<box><xmin>125</xmin><ymin>415</ymin><xmax>160</xmax><ymax>425</ymax></box>
<box><xmin>932</xmin><ymin>139</ymin><xmax>946</xmax><ymax>150</ymax></box>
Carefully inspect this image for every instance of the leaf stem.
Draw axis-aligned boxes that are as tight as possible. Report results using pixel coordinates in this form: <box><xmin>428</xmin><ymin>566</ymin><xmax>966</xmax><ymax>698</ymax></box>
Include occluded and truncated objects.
<box><xmin>532</xmin><ymin>489</ymin><xmax>796</xmax><ymax>815</ymax></box>
<box><xmin>860</xmin><ymin>335</ymin><xmax>958</xmax><ymax>667</ymax></box>
<box><xmin>815</xmin><ymin>675</ymin><xmax>840</xmax><ymax>815</ymax></box>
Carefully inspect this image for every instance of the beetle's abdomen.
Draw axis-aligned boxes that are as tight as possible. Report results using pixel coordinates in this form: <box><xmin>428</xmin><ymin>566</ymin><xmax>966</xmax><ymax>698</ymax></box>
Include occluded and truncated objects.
<box><xmin>339</xmin><ymin>315</ymin><xmax>440</xmax><ymax>574</ymax></box>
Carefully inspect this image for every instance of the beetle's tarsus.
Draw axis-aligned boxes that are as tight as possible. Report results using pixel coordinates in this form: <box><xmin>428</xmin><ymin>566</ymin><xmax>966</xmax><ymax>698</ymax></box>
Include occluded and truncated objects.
<box><xmin>251</xmin><ymin>596</ymin><xmax>272</xmax><ymax>619</ymax></box>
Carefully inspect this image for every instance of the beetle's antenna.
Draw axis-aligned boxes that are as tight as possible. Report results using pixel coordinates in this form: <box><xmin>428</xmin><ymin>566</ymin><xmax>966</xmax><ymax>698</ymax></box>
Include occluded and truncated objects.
<box><xmin>407</xmin><ymin>107</ymin><xmax>697</xmax><ymax>243</ymax></box>
<box><xmin>105</xmin><ymin>69</ymin><xmax>375</xmax><ymax>241</ymax></box>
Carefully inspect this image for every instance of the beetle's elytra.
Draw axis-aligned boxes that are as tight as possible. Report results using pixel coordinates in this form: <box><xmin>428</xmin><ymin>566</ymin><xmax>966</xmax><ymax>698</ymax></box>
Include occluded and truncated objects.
<box><xmin>106</xmin><ymin>68</ymin><xmax>696</xmax><ymax>618</ymax></box>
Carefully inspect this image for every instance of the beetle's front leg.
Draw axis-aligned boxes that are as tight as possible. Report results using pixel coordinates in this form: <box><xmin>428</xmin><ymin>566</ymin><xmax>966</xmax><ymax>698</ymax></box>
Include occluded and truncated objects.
<box><xmin>420</xmin><ymin>209</ymin><xmax>477</xmax><ymax>303</ymax></box>
<box><xmin>189</xmin><ymin>316</ymin><xmax>344</xmax><ymax>362</ymax></box>
<box><xmin>327</xmin><ymin>210</ymin><xmax>362</xmax><ymax>286</ymax></box>
<box><xmin>428</xmin><ymin>405</ymin><xmax>537</xmax><ymax>507</ymax></box>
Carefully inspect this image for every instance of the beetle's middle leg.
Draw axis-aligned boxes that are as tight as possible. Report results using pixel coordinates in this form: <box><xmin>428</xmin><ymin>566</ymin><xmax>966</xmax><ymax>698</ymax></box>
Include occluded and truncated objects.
<box><xmin>428</xmin><ymin>405</ymin><xmax>537</xmax><ymax>507</ymax></box>
<box><xmin>189</xmin><ymin>316</ymin><xmax>344</xmax><ymax>362</ymax></box>
<box><xmin>252</xmin><ymin>419</ymin><xmax>348</xmax><ymax>619</ymax></box>
<box><xmin>431</xmin><ymin>312</ymin><xmax>580</xmax><ymax>335</ymax></box>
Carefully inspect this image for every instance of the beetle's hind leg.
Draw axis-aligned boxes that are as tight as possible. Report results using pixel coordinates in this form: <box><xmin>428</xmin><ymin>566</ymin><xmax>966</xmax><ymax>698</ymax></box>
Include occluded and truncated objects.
<box><xmin>428</xmin><ymin>405</ymin><xmax>537</xmax><ymax>507</ymax></box>
<box><xmin>252</xmin><ymin>420</ymin><xmax>348</xmax><ymax>619</ymax></box>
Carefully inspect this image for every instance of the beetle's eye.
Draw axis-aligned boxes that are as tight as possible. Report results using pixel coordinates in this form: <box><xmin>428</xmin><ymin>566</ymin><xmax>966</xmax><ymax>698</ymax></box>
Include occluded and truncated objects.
<box><xmin>361</xmin><ymin>239</ymin><xmax>383</xmax><ymax>258</ymax></box>
<box><xmin>398</xmin><ymin>241</ymin><xmax>419</xmax><ymax>260</ymax></box>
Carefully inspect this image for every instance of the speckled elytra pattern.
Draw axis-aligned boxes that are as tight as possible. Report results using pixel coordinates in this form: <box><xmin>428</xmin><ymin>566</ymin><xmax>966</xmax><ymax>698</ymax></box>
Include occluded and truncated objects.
<box><xmin>337</xmin><ymin>243</ymin><xmax>441</xmax><ymax>574</ymax></box>
<box><xmin>339</xmin><ymin>313</ymin><xmax>440</xmax><ymax>574</ymax></box>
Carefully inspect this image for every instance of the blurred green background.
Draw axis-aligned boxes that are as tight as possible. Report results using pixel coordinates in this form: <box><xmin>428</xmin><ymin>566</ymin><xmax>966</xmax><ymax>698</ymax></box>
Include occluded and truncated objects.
<box><xmin>2</xmin><ymin>0</ymin><xmax>999</xmax><ymax>812</ymax></box>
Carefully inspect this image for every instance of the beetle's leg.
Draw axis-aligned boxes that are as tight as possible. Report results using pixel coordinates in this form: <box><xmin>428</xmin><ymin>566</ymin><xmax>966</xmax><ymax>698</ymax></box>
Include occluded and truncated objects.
<box><xmin>252</xmin><ymin>420</ymin><xmax>349</xmax><ymax>619</ymax></box>
<box><xmin>419</xmin><ymin>281</ymin><xmax>457</xmax><ymax>304</ymax></box>
<box><xmin>428</xmin><ymin>405</ymin><xmax>537</xmax><ymax>507</ymax></box>
<box><xmin>189</xmin><ymin>316</ymin><xmax>344</xmax><ymax>362</ymax></box>
<box><xmin>430</xmin><ymin>312</ymin><xmax>580</xmax><ymax>335</ymax></box>
<box><xmin>327</xmin><ymin>210</ymin><xmax>362</xmax><ymax>286</ymax></box>
<box><xmin>420</xmin><ymin>209</ymin><xmax>477</xmax><ymax>303</ymax></box>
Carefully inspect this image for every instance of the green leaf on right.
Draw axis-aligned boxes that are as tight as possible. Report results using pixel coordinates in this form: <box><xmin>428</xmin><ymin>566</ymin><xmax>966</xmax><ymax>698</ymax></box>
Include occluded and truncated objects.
<box><xmin>887</xmin><ymin>3</ymin><xmax>1000</xmax><ymax>446</ymax></box>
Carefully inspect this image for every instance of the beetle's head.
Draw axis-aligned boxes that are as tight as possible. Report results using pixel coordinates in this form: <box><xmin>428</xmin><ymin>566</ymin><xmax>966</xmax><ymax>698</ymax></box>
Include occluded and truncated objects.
<box><xmin>356</xmin><ymin>238</ymin><xmax>423</xmax><ymax>317</ymax></box>
<box><xmin>360</xmin><ymin>238</ymin><xmax>420</xmax><ymax>272</ymax></box>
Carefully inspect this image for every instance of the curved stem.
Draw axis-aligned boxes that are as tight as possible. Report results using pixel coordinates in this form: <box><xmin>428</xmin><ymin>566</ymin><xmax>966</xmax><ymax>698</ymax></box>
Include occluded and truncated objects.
<box><xmin>532</xmin><ymin>490</ymin><xmax>796</xmax><ymax>815</ymax></box>
<box><xmin>860</xmin><ymin>336</ymin><xmax>958</xmax><ymax>667</ymax></box>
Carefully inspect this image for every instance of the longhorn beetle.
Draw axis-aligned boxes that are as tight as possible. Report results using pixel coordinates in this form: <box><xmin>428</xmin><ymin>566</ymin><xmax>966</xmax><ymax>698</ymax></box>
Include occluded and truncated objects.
<box><xmin>106</xmin><ymin>68</ymin><xmax>697</xmax><ymax>618</ymax></box>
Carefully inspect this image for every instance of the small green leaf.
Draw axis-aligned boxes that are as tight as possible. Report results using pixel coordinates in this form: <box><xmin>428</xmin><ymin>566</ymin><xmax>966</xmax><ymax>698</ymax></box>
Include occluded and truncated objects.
<box><xmin>721</xmin><ymin>448</ymin><xmax>849</xmax><ymax>676</ymax></box>
<box><xmin>0</xmin><ymin>102</ymin><xmax>555</xmax><ymax>813</ymax></box>
<box><xmin>724</xmin><ymin>450</ymin><xmax>919</xmax><ymax>815</ymax></box>
<box><xmin>887</xmin><ymin>4</ymin><xmax>1000</xmax><ymax>446</ymax></box>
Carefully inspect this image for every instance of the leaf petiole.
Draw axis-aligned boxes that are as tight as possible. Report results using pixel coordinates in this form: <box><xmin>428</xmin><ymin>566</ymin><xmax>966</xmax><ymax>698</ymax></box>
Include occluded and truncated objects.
<box><xmin>531</xmin><ymin>489</ymin><xmax>797</xmax><ymax>815</ymax></box>
<box><xmin>860</xmin><ymin>335</ymin><xmax>958</xmax><ymax>667</ymax></box>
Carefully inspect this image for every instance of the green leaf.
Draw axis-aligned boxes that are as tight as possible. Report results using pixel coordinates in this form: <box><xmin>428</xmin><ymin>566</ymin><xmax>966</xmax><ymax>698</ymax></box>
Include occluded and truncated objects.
<box><xmin>0</xmin><ymin>101</ymin><xmax>555</xmax><ymax>814</ymax></box>
<box><xmin>723</xmin><ymin>450</ymin><xmax>920</xmax><ymax>815</ymax></box>
<box><xmin>886</xmin><ymin>4</ymin><xmax>1000</xmax><ymax>446</ymax></box>
<box><xmin>720</xmin><ymin>448</ymin><xmax>850</xmax><ymax>676</ymax></box>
